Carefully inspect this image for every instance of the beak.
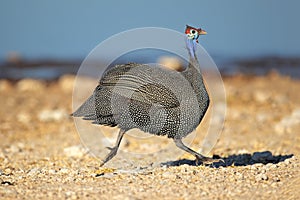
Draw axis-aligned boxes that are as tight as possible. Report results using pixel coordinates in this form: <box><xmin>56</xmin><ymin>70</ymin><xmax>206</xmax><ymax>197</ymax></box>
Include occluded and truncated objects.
<box><xmin>199</xmin><ymin>29</ymin><xmax>207</xmax><ymax>35</ymax></box>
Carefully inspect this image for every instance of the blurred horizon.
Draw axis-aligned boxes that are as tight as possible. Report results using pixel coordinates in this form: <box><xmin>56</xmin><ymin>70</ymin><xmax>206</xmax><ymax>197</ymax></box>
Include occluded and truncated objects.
<box><xmin>1</xmin><ymin>0</ymin><xmax>300</xmax><ymax>60</ymax></box>
<box><xmin>1</xmin><ymin>1</ymin><xmax>300</xmax><ymax>79</ymax></box>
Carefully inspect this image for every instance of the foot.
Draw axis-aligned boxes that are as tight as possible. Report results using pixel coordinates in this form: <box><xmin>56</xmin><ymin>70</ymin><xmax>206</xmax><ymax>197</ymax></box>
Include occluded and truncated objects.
<box><xmin>99</xmin><ymin>146</ymin><xmax>118</xmax><ymax>167</ymax></box>
<box><xmin>195</xmin><ymin>155</ymin><xmax>224</xmax><ymax>165</ymax></box>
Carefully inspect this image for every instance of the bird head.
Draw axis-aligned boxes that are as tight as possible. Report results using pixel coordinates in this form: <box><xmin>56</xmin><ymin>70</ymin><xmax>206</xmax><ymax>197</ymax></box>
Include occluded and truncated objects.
<box><xmin>185</xmin><ymin>25</ymin><xmax>206</xmax><ymax>59</ymax></box>
<box><xmin>185</xmin><ymin>25</ymin><xmax>207</xmax><ymax>43</ymax></box>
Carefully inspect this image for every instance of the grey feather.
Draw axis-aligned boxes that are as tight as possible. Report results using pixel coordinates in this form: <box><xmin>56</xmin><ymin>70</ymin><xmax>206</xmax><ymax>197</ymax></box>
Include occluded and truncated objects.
<box><xmin>73</xmin><ymin>61</ymin><xmax>209</xmax><ymax>139</ymax></box>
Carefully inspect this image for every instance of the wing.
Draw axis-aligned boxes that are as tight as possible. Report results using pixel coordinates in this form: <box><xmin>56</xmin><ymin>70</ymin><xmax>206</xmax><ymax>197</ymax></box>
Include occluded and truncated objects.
<box><xmin>100</xmin><ymin>63</ymin><xmax>180</xmax><ymax>109</ymax></box>
<box><xmin>73</xmin><ymin>63</ymin><xmax>184</xmax><ymax>128</ymax></box>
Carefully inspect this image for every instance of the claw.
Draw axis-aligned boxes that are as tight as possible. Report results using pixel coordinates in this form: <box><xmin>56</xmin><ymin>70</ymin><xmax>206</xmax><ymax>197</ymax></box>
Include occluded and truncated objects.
<box><xmin>99</xmin><ymin>161</ymin><xmax>105</xmax><ymax>167</ymax></box>
<box><xmin>195</xmin><ymin>156</ymin><xmax>224</xmax><ymax>165</ymax></box>
<box><xmin>106</xmin><ymin>146</ymin><xmax>114</xmax><ymax>151</ymax></box>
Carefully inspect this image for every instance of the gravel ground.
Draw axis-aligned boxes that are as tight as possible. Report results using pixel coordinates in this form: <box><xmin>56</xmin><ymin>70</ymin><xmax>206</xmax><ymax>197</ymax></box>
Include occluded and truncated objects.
<box><xmin>0</xmin><ymin>72</ymin><xmax>299</xmax><ymax>199</ymax></box>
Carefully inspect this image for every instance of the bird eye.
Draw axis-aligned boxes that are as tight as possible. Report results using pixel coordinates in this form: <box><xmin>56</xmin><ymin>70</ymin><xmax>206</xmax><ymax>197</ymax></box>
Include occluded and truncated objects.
<box><xmin>191</xmin><ymin>29</ymin><xmax>196</xmax><ymax>34</ymax></box>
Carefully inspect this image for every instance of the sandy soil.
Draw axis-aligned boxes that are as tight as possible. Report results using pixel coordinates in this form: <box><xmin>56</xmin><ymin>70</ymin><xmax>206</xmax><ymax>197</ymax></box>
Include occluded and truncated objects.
<box><xmin>0</xmin><ymin>72</ymin><xmax>299</xmax><ymax>199</ymax></box>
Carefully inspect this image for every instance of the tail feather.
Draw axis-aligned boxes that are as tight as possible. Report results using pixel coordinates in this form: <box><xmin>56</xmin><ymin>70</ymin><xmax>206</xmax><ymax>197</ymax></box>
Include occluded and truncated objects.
<box><xmin>72</xmin><ymin>94</ymin><xmax>116</xmax><ymax>127</ymax></box>
<box><xmin>72</xmin><ymin>95</ymin><xmax>96</xmax><ymax>119</ymax></box>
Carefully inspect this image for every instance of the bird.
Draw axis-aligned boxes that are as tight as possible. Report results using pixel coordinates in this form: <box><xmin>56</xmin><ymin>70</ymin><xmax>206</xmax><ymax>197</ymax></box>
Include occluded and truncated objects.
<box><xmin>72</xmin><ymin>25</ymin><xmax>221</xmax><ymax>166</ymax></box>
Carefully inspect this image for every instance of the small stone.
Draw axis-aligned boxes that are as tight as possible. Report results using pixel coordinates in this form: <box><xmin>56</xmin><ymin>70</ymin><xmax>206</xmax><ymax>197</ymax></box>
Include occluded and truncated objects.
<box><xmin>259</xmin><ymin>169</ymin><xmax>266</xmax><ymax>174</ymax></box>
<box><xmin>48</xmin><ymin>169</ymin><xmax>56</xmax><ymax>174</ymax></box>
<box><xmin>98</xmin><ymin>173</ymin><xmax>115</xmax><ymax>178</ymax></box>
<box><xmin>261</xmin><ymin>174</ymin><xmax>268</xmax><ymax>180</ymax></box>
<box><xmin>274</xmin><ymin>124</ymin><xmax>285</xmax><ymax>135</ymax></box>
<box><xmin>16</xmin><ymin>79</ymin><xmax>46</xmax><ymax>92</ymax></box>
<box><xmin>38</xmin><ymin>109</ymin><xmax>68</xmax><ymax>122</ymax></box>
<box><xmin>16</xmin><ymin>142</ymin><xmax>25</xmax><ymax>149</ymax></box>
<box><xmin>180</xmin><ymin>165</ymin><xmax>189</xmax><ymax>173</ymax></box>
<box><xmin>17</xmin><ymin>112</ymin><xmax>31</xmax><ymax>124</ymax></box>
<box><xmin>275</xmin><ymin>109</ymin><xmax>300</xmax><ymax>134</ymax></box>
<box><xmin>253</xmin><ymin>91</ymin><xmax>270</xmax><ymax>103</ymax></box>
<box><xmin>255</xmin><ymin>173</ymin><xmax>268</xmax><ymax>181</ymax></box>
<box><xmin>65</xmin><ymin>191</ymin><xmax>77</xmax><ymax>199</ymax></box>
<box><xmin>265</xmin><ymin>163</ymin><xmax>278</xmax><ymax>169</ymax></box>
<box><xmin>161</xmin><ymin>172</ymin><xmax>176</xmax><ymax>179</ymax></box>
<box><xmin>292</xmin><ymin>109</ymin><xmax>300</xmax><ymax>118</ymax></box>
<box><xmin>27</xmin><ymin>168</ymin><xmax>40</xmax><ymax>176</ymax></box>
<box><xmin>237</xmin><ymin>149</ymin><xmax>249</xmax><ymax>154</ymax></box>
<box><xmin>284</xmin><ymin>159</ymin><xmax>291</xmax><ymax>165</ymax></box>
<box><xmin>236</xmin><ymin>172</ymin><xmax>244</xmax><ymax>180</ymax></box>
<box><xmin>229</xmin><ymin>108</ymin><xmax>241</xmax><ymax>120</ymax></box>
<box><xmin>256</xmin><ymin>113</ymin><xmax>269</xmax><ymax>122</ymax></box>
<box><xmin>59</xmin><ymin>168</ymin><xmax>69</xmax><ymax>174</ymax></box>
<box><xmin>6</xmin><ymin>145</ymin><xmax>20</xmax><ymax>153</ymax></box>
<box><xmin>250</xmin><ymin>163</ymin><xmax>264</xmax><ymax>170</ymax></box>
<box><xmin>200</xmin><ymin>191</ymin><xmax>208</xmax><ymax>196</ymax></box>
<box><xmin>64</xmin><ymin>145</ymin><xmax>87</xmax><ymax>157</ymax></box>
<box><xmin>47</xmin><ymin>191</ymin><xmax>54</xmax><ymax>198</ymax></box>
<box><xmin>272</xmin><ymin>177</ymin><xmax>280</xmax><ymax>182</ymax></box>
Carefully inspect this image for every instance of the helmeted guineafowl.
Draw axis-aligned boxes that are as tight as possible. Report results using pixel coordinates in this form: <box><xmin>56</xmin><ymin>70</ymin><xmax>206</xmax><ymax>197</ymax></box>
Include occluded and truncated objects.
<box><xmin>72</xmin><ymin>25</ymin><xmax>220</xmax><ymax>166</ymax></box>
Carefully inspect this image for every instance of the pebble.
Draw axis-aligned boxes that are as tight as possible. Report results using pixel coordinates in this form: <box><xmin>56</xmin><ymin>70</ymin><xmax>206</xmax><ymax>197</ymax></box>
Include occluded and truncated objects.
<box><xmin>48</xmin><ymin>169</ymin><xmax>56</xmax><ymax>174</ymax></box>
<box><xmin>228</xmin><ymin>109</ymin><xmax>241</xmax><ymax>120</ymax></box>
<box><xmin>237</xmin><ymin>149</ymin><xmax>249</xmax><ymax>154</ymax></box>
<box><xmin>180</xmin><ymin>165</ymin><xmax>189</xmax><ymax>173</ymax></box>
<box><xmin>284</xmin><ymin>159</ymin><xmax>291</xmax><ymax>165</ymax></box>
<box><xmin>4</xmin><ymin>168</ymin><xmax>12</xmax><ymax>175</ymax></box>
<box><xmin>27</xmin><ymin>168</ymin><xmax>40</xmax><ymax>176</ymax></box>
<box><xmin>272</xmin><ymin>177</ymin><xmax>281</xmax><ymax>182</ymax></box>
<box><xmin>65</xmin><ymin>191</ymin><xmax>77</xmax><ymax>199</ymax></box>
<box><xmin>256</xmin><ymin>113</ymin><xmax>270</xmax><ymax>123</ymax></box>
<box><xmin>59</xmin><ymin>168</ymin><xmax>69</xmax><ymax>174</ymax></box>
<box><xmin>255</xmin><ymin>173</ymin><xmax>268</xmax><ymax>181</ymax></box>
<box><xmin>275</xmin><ymin>108</ymin><xmax>300</xmax><ymax>134</ymax></box>
<box><xmin>6</xmin><ymin>145</ymin><xmax>20</xmax><ymax>153</ymax></box>
<box><xmin>292</xmin><ymin>109</ymin><xmax>300</xmax><ymax>119</ymax></box>
<box><xmin>16</xmin><ymin>79</ymin><xmax>46</xmax><ymax>92</ymax></box>
<box><xmin>161</xmin><ymin>172</ymin><xmax>177</xmax><ymax>179</ymax></box>
<box><xmin>17</xmin><ymin>112</ymin><xmax>31</xmax><ymax>124</ymax></box>
<box><xmin>234</xmin><ymin>172</ymin><xmax>244</xmax><ymax>180</ymax></box>
<box><xmin>64</xmin><ymin>145</ymin><xmax>87</xmax><ymax>157</ymax></box>
<box><xmin>38</xmin><ymin>109</ymin><xmax>68</xmax><ymax>122</ymax></box>
<box><xmin>250</xmin><ymin>163</ymin><xmax>263</xmax><ymax>171</ymax></box>
<box><xmin>265</xmin><ymin>163</ymin><xmax>278</xmax><ymax>169</ymax></box>
<box><xmin>97</xmin><ymin>173</ymin><xmax>115</xmax><ymax>178</ymax></box>
<box><xmin>253</xmin><ymin>91</ymin><xmax>270</xmax><ymax>103</ymax></box>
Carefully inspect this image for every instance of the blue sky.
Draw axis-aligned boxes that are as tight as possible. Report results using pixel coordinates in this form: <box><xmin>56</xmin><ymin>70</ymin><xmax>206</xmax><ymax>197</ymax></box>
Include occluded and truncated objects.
<box><xmin>0</xmin><ymin>0</ymin><xmax>299</xmax><ymax>60</ymax></box>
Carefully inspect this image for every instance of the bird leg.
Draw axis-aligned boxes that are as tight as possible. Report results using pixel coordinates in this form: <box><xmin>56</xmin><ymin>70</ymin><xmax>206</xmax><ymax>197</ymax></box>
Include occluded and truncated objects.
<box><xmin>174</xmin><ymin>138</ymin><xmax>223</xmax><ymax>165</ymax></box>
<box><xmin>100</xmin><ymin>129</ymin><xmax>126</xmax><ymax>166</ymax></box>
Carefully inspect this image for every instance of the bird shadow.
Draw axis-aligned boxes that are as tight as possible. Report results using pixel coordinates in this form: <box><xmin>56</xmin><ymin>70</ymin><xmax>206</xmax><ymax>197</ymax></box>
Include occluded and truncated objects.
<box><xmin>160</xmin><ymin>151</ymin><xmax>294</xmax><ymax>168</ymax></box>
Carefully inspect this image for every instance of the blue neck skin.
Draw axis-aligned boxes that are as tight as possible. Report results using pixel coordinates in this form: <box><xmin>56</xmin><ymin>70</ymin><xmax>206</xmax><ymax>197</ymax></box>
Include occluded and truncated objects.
<box><xmin>185</xmin><ymin>38</ymin><xmax>197</xmax><ymax>60</ymax></box>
